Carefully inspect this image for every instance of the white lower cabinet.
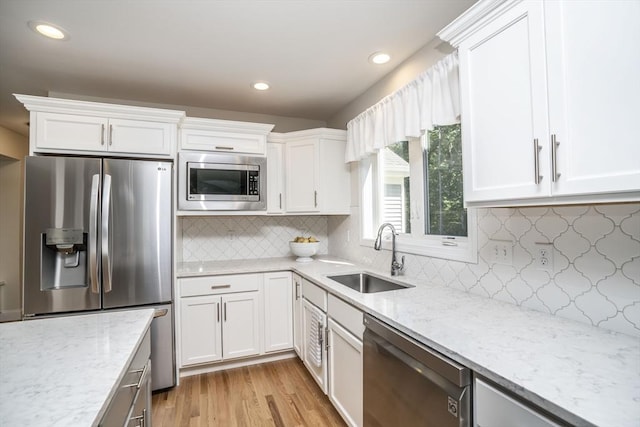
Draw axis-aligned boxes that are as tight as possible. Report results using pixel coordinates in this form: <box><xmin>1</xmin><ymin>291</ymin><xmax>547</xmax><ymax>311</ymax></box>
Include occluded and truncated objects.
<box><xmin>292</xmin><ymin>273</ymin><xmax>304</xmax><ymax>358</ymax></box>
<box><xmin>180</xmin><ymin>292</ymin><xmax>260</xmax><ymax>366</ymax></box>
<box><xmin>328</xmin><ymin>319</ymin><xmax>363</xmax><ymax>427</ymax></box>
<box><xmin>300</xmin><ymin>279</ymin><xmax>364</xmax><ymax>426</ymax></box>
<box><xmin>179</xmin><ymin>271</ymin><xmax>297</xmax><ymax>370</ymax></box>
<box><xmin>180</xmin><ymin>296</ymin><xmax>222</xmax><ymax>366</ymax></box>
<box><xmin>263</xmin><ymin>272</ymin><xmax>293</xmax><ymax>353</ymax></box>
<box><xmin>178</xmin><ymin>273</ymin><xmax>261</xmax><ymax>367</ymax></box>
<box><xmin>302</xmin><ymin>298</ymin><xmax>328</xmax><ymax>393</ymax></box>
<box><xmin>222</xmin><ymin>293</ymin><xmax>261</xmax><ymax>359</ymax></box>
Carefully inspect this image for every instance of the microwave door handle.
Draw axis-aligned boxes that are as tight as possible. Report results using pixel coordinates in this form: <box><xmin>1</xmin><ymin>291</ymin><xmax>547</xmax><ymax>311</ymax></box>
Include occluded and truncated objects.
<box><xmin>101</xmin><ymin>174</ymin><xmax>113</xmax><ymax>293</ymax></box>
<box><xmin>89</xmin><ymin>174</ymin><xmax>100</xmax><ymax>294</ymax></box>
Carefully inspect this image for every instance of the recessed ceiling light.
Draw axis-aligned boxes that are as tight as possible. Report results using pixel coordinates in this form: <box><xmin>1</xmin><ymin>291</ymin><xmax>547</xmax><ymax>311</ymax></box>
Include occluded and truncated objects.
<box><xmin>369</xmin><ymin>52</ymin><xmax>391</xmax><ymax>65</ymax></box>
<box><xmin>252</xmin><ymin>82</ymin><xmax>270</xmax><ymax>91</ymax></box>
<box><xmin>28</xmin><ymin>21</ymin><xmax>69</xmax><ymax>40</ymax></box>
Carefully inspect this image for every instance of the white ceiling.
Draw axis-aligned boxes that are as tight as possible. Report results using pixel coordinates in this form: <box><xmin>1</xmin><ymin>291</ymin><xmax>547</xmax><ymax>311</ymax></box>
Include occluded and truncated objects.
<box><xmin>0</xmin><ymin>0</ymin><xmax>475</xmax><ymax>136</ymax></box>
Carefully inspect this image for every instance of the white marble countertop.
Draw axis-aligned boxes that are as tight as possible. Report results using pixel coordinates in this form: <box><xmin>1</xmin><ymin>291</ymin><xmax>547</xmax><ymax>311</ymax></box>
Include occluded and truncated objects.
<box><xmin>0</xmin><ymin>309</ymin><xmax>154</xmax><ymax>426</ymax></box>
<box><xmin>178</xmin><ymin>256</ymin><xmax>640</xmax><ymax>427</ymax></box>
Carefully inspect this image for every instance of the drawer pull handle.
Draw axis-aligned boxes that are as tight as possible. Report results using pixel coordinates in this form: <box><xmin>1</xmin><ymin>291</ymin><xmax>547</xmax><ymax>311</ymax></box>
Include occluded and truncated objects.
<box><xmin>215</xmin><ymin>146</ymin><xmax>234</xmax><ymax>150</ymax></box>
<box><xmin>123</xmin><ymin>362</ymin><xmax>148</xmax><ymax>389</ymax></box>
<box><xmin>551</xmin><ymin>134</ymin><xmax>561</xmax><ymax>182</ymax></box>
<box><xmin>533</xmin><ymin>138</ymin><xmax>542</xmax><ymax>185</ymax></box>
<box><xmin>211</xmin><ymin>285</ymin><xmax>231</xmax><ymax>290</ymax></box>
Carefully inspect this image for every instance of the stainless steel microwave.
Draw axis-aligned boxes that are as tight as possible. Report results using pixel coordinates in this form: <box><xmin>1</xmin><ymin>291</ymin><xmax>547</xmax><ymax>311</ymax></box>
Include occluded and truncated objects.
<box><xmin>178</xmin><ymin>152</ymin><xmax>267</xmax><ymax>211</ymax></box>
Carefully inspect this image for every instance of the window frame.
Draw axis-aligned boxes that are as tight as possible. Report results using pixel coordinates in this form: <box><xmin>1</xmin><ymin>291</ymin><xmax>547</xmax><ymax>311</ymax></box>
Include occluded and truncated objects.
<box><xmin>359</xmin><ymin>134</ymin><xmax>478</xmax><ymax>264</ymax></box>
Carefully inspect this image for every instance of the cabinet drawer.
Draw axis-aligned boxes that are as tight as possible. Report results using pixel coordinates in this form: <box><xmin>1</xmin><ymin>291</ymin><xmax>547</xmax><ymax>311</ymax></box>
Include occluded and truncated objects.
<box><xmin>180</xmin><ymin>273</ymin><xmax>260</xmax><ymax>297</ymax></box>
<box><xmin>302</xmin><ymin>278</ymin><xmax>327</xmax><ymax>311</ymax></box>
<box><xmin>181</xmin><ymin>128</ymin><xmax>266</xmax><ymax>155</ymax></box>
<box><xmin>328</xmin><ymin>294</ymin><xmax>364</xmax><ymax>340</ymax></box>
<box><xmin>100</xmin><ymin>330</ymin><xmax>150</xmax><ymax>427</ymax></box>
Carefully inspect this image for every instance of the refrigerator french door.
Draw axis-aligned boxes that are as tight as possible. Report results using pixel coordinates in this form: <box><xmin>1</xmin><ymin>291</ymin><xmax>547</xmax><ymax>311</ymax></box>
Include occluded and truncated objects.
<box><xmin>23</xmin><ymin>155</ymin><xmax>175</xmax><ymax>389</ymax></box>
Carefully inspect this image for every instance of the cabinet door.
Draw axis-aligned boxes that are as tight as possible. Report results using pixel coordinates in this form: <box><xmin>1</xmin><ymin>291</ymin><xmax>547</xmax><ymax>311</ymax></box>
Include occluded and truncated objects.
<box><xmin>35</xmin><ymin>112</ymin><xmax>107</xmax><ymax>152</ymax></box>
<box><xmin>302</xmin><ymin>299</ymin><xmax>327</xmax><ymax>393</ymax></box>
<box><xmin>180</xmin><ymin>296</ymin><xmax>222</xmax><ymax>366</ymax></box>
<box><xmin>267</xmin><ymin>142</ymin><xmax>285</xmax><ymax>214</ymax></box>
<box><xmin>459</xmin><ymin>1</ymin><xmax>550</xmax><ymax>202</ymax></box>
<box><xmin>222</xmin><ymin>293</ymin><xmax>261</xmax><ymax>359</ymax></box>
<box><xmin>286</xmin><ymin>139</ymin><xmax>319</xmax><ymax>212</ymax></box>
<box><xmin>328</xmin><ymin>319</ymin><xmax>363</xmax><ymax>427</ymax></box>
<box><xmin>545</xmin><ymin>1</ymin><xmax>640</xmax><ymax>196</ymax></box>
<box><xmin>292</xmin><ymin>274</ymin><xmax>303</xmax><ymax>358</ymax></box>
<box><xmin>263</xmin><ymin>272</ymin><xmax>293</xmax><ymax>353</ymax></box>
<box><xmin>108</xmin><ymin>118</ymin><xmax>174</xmax><ymax>156</ymax></box>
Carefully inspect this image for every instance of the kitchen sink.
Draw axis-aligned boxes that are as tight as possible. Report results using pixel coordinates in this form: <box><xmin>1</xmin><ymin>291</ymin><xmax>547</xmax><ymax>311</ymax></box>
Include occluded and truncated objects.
<box><xmin>327</xmin><ymin>272</ymin><xmax>412</xmax><ymax>293</ymax></box>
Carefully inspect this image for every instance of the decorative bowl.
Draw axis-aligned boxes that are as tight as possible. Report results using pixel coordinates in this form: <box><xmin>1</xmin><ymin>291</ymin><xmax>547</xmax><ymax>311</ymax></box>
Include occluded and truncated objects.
<box><xmin>289</xmin><ymin>241</ymin><xmax>320</xmax><ymax>263</ymax></box>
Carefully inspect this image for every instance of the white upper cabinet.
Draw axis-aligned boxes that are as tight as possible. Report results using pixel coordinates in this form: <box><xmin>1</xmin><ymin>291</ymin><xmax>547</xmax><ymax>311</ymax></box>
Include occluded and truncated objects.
<box><xmin>266</xmin><ymin>138</ymin><xmax>286</xmax><ymax>214</ymax></box>
<box><xmin>544</xmin><ymin>1</ymin><xmax>640</xmax><ymax>197</ymax></box>
<box><xmin>286</xmin><ymin>138</ymin><xmax>320</xmax><ymax>212</ymax></box>
<box><xmin>284</xmin><ymin>128</ymin><xmax>350</xmax><ymax>214</ymax></box>
<box><xmin>34</xmin><ymin>113</ymin><xmax>108</xmax><ymax>152</ymax></box>
<box><xmin>455</xmin><ymin>1</ymin><xmax>549</xmax><ymax>203</ymax></box>
<box><xmin>179</xmin><ymin>117</ymin><xmax>274</xmax><ymax>156</ymax></box>
<box><xmin>439</xmin><ymin>0</ymin><xmax>640</xmax><ymax>206</ymax></box>
<box><xmin>108</xmin><ymin>118</ymin><xmax>175</xmax><ymax>155</ymax></box>
<box><xmin>16</xmin><ymin>94</ymin><xmax>184</xmax><ymax>158</ymax></box>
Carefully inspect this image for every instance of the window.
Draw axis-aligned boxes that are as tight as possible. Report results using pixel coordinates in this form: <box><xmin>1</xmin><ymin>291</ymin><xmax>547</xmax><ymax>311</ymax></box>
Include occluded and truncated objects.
<box><xmin>425</xmin><ymin>124</ymin><xmax>466</xmax><ymax>237</ymax></box>
<box><xmin>381</xmin><ymin>142</ymin><xmax>411</xmax><ymax>233</ymax></box>
<box><xmin>360</xmin><ymin>124</ymin><xmax>477</xmax><ymax>263</ymax></box>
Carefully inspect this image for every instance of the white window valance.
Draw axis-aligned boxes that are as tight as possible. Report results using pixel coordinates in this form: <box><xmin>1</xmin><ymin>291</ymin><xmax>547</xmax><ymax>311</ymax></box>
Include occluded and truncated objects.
<box><xmin>345</xmin><ymin>52</ymin><xmax>460</xmax><ymax>163</ymax></box>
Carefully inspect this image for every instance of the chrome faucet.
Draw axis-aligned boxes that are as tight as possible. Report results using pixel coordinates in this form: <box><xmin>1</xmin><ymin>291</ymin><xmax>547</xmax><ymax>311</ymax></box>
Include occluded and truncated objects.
<box><xmin>374</xmin><ymin>223</ymin><xmax>405</xmax><ymax>276</ymax></box>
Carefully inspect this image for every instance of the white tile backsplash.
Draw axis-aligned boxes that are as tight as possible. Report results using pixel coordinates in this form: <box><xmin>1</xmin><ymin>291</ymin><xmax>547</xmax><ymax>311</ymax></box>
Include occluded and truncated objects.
<box><xmin>179</xmin><ymin>216</ymin><xmax>328</xmax><ymax>262</ymax></box>
<box><xmin>328</xmin><ymin>204</ymin><xmax>640</xmax><ymax>337</ymax></box>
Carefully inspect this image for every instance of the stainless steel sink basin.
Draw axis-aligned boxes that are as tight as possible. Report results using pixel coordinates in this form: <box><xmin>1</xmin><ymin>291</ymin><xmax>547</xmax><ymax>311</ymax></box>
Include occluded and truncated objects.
<box><xmin>327</xmin><ymin>272</ymin><xmax>412</xmax><ymax>293</ymax></box>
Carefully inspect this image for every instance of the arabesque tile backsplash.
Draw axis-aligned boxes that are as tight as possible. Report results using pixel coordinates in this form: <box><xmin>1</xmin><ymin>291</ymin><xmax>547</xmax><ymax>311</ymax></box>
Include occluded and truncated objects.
<box><xmin>179</xmin><ymin>216</ymin><xmax>328</xmax><ymax>262</ymax></box>
<box><xmin>328</xmin><ymin>203</ymin><xmax>640</xmax><ymax>337</ymax></box>
<box><xmin>177</xmin><ymin>204</ymin><xmax>640</xmax><ymax>337</ymax></box>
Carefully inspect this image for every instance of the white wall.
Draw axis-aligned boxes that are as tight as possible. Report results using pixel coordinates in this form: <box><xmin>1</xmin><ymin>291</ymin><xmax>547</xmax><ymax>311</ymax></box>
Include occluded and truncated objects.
<box><xmin>327</xmin><ymin>38</ymin><xmax>454</xmax><ymax>129</ymax></box>
<box><xmin>0</xmin><ymin>126</ymin><xmax>28</xmax><ymax>321</ymax></box>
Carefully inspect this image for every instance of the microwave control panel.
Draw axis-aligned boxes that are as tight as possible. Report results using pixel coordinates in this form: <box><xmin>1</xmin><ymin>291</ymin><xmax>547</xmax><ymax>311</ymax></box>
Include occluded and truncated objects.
<box><xmin>249</xmin><ymin>171</ymin><xmax>259</xmax><ymax>195</ymax></box>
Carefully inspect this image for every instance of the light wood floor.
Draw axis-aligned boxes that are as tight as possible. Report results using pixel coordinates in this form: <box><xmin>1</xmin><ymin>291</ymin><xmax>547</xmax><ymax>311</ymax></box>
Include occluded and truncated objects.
<box><xmin>152</xmin><ymin>357</ymin><xmax>346</xmax><ymax>427</ymax></box>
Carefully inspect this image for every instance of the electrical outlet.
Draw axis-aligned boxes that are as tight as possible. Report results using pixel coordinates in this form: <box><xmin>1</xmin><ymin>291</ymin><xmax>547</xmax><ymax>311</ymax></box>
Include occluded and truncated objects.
<box><xmin>535</xmin><ymin>243</ymin><xmax>554</xmax><ymax>272</ymax></box>
<box><xmin>226</xmin><ymin>230</ymin><xmax>236</xmax><ymax>241</ymax></box>
<box><xmin>490</xmin><ymin>239</ymin><xmax>513</xmax><ymax>265</ymax></box>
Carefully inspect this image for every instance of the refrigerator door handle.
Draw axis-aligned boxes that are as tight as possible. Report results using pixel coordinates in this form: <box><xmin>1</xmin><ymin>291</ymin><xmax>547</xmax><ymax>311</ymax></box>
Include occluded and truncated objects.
<box><xmin>89</xmin><ymin>174</ymin><xmax>100</xmax><ymax>294</ymax></box>
<box><xmin>101</xmin><ymin>174</ymin><xmax>113</xmax><ymax>293</ymax></box>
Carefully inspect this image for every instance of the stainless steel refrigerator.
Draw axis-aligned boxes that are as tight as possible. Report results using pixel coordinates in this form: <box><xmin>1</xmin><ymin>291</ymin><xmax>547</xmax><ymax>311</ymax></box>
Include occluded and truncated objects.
<box><xmin>23</xmin><ymin>155</ymin><xmax>175</xmax><ymax>390</ymax></box>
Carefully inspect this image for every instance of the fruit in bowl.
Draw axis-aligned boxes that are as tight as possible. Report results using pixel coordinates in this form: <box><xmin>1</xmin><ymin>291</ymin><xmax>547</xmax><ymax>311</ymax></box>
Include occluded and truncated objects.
<box><xmin>290</xmin><ymin>236</ymin><xmax>320</xmax><ymax>262</ymax></box>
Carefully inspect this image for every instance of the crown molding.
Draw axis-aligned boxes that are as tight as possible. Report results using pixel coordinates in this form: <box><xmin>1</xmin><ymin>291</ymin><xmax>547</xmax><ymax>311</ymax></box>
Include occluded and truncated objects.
<box><xmin>14</xmin><ymin>94</ymin><xmax>185</xmax><ymax>123</ymax></box>
<box><xmin>437</xmin><ymin>0</ymin><xmax>522</xmax><ymax>47</ymax></box>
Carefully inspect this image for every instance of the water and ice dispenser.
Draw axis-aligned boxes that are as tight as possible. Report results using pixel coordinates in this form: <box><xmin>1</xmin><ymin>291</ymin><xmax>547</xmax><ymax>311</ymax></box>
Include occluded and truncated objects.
<box><xmin>41</xmin><ymin>228</ymin><xmax>88</xmax><ymax>290</ymax></box>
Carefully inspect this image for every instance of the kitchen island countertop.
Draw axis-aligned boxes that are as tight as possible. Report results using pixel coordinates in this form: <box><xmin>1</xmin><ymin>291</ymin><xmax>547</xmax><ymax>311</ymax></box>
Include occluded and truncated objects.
<box><xmin>178</xmin><ymin>256</ymin><xmax>640</xmax><ymax>427</ymax></box>
<box><xmin>0</xmin><ymin>309</ymin><xmax>154</xmax><ymax>426</ymax></box>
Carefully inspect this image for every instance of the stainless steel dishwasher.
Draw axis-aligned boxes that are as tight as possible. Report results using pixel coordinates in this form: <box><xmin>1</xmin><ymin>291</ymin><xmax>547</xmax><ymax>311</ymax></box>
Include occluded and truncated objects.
<box><xmin>363</xmin><ymin>314</ymin><xmax>471</xmax><ymax>427</ymax></box>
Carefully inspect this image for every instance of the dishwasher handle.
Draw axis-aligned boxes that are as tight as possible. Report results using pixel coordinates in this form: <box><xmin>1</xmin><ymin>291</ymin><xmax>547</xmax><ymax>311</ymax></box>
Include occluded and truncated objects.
<box><xmin>364</xmin><ymin>314</ymin><xmax>470</xmax><ymax>387</ymax></box>
<box><xmin>367</xmin><ymin>328</ymin><xmax>467</xmax><ymax>401</ymax></box>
